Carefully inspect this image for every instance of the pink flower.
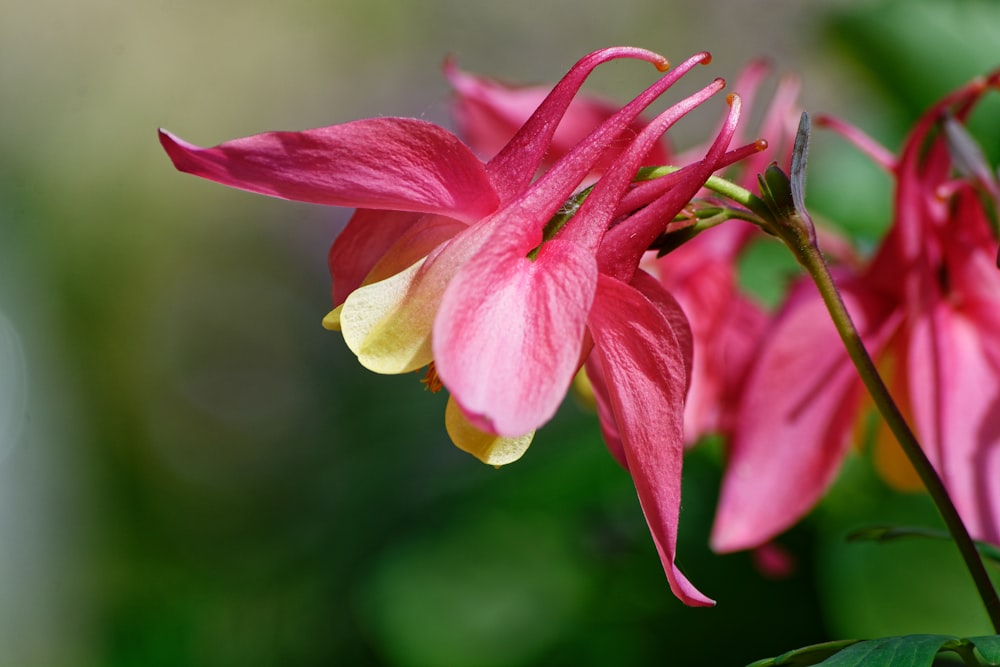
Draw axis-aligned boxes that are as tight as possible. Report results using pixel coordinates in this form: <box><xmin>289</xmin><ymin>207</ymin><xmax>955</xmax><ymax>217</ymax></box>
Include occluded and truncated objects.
<box><xmin>651</xmin><ymin>61</ymin><xmax>803</xmax><ymax>442</ymax></box>
<box><xmin>712</xmin><ymin>72</ymin><xmax>1000</xmax><ymax>553</ymax></box>
<box><xmin>160</xmin><ymin>48</ymin><xmax>763</xmax><ymax>604</ymax></box>
<box><xmin>446</xmin><ymin>58</ymin><xmax>802</xmax><ymax>444</ymax></box>
<box><xmin>444</xmin><ymin>56</ymin><xmax>669</xmax><ymax>175</ymax></box>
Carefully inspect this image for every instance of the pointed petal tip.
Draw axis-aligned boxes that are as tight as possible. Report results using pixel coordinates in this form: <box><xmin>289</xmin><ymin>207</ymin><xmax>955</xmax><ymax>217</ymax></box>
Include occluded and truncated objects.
<box><xmin>157</xmin><ymin>127</ymin><xmax>185</xmax><ymax>151</ymax></box>
<box><xmin>322</xmin><ymin>307</ymin><xmax>342</xmax><ymax>331</ymax></box>
<box><xmin>157</xmin><ymin>127</ymin><xmax>204</xmax><ymax>175</ymax></box>
<box><xmin>670</xmin><ymin>568</ymin><xmax>716</xmax><ymax>607</ymax></box>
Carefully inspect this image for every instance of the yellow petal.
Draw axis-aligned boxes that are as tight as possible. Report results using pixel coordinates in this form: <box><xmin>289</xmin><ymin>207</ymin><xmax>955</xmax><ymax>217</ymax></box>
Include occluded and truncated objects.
<box><xmin>855</xmin><ymin>347</ymin><xmax>923</xmax><ymax>492</ymax></box>
<box><xmin>445</xmin><ymin>396</ymin><xmax>533</xmax><ymax>467</ymax></box>
<box><xmin>322</xmin><ymin>306</ymin><xmax>343</xmax><ymax>331</ymax></box>
<box><xmin>571</xmin><ymin>367</ymin><xmax>596</xmax><ymax>409</ymax></box>
<box><xmin>339</xmin><ymin>260</ymin><xmax>434</xmax><ymax>374</ymax></box>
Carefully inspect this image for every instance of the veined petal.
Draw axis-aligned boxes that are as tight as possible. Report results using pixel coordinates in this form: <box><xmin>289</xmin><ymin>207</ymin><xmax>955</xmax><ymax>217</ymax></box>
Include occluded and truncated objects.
<box><xmin>444</xmin><ymin>396</ymin><xmax>533</xmax><ymax>466</ymax></box>
<box><xmin>339</xmin><ymin>217</ymin><xmax>498</xmax><ymax>375</ymax></box>
<box><xmin>339</xmin><ymin>260</ymin><xmax>434</xmax><ymax>374</ymax></box>
<box><xmin>584</xmin><ymin>271</ymin><xmax>692</xmax><ymax>468</ymax></box>
<box><xmin>653</xmin><ymin>242</ymin><xmax>767</xmax><ymax>441</ymax></box>
<box><xmin>159</xmin><ymin>119</ymin><xmax>499</xmax><ymax>222</ymax></box>
<box><xmin>584</xmin><ymin>354</ymin><xmax>627</xmax><ymax>470</ymax></box>
<box><xmin>588</xmin><ymin>273</ymin><xmax>712</xmax><ymax>606</ymax></box>
<box><xmin>329</xmin><ymin>209</ymin><xmax>425</xmax><ymax>306</ymax></box>
<box><xmin>434</xmin><ymin>236</ymin><xmax>598</xmax><ymax>436</ymax></box>
<box><xmin>712</xmin><ymin>284</ymin><xmax>895</xmax><ymax>553</ymax></box>
<box><xmin>352</xmin><ymin>213</ymin><xmax>468</xmax><ymax>296</ymax></box>
<box><xmin>630</xmin><ymin>271</ymin><xmax>693</xmax><ymax>394</ymax></box>
<box><xmin>907</xmin><ymin>300</ymin><xmax>1000</xmax><ymax>545</ymax></box>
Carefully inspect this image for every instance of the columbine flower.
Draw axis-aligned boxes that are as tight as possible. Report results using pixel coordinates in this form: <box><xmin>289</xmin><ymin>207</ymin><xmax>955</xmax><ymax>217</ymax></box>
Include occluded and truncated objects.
<box><xmin>160</xmin><ymin>46</ymin><xmax>670</xmax><ymax>462</ymax></box>
<box><xmin>712</xmin><ymin>72</ymin><xmax>1000</xmax><ymax>553</ymax></box>
<box><xmin>650</xmin><ymin>61</ymin><xmax>802</xmax><ymax>442</ymax></box>
<box><xmin>444</xmin><ymin>56</ymin><xmax>670</xmax><ymax>176</ymax></box>
<box><xmin>160</xmin><ymin>48</ymin><xmax>762</xmax><ymax>604</ymax></box>
<box><xmin>446</xmin><ymin>57</ymin><xmax>802</xmax><ymax>444</ymax></box>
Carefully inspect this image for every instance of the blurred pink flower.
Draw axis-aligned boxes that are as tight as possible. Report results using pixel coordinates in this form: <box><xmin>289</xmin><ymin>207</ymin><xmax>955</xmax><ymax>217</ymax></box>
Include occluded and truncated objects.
<box><xmin>160</xmin><ymin>48</ymin><xmax>762</xmax><ymax>605</ymax></box>
<box><xmin>712</xmin><ymin>72</ymin><xmax>1000</xmax><ymax>553</ymax></box>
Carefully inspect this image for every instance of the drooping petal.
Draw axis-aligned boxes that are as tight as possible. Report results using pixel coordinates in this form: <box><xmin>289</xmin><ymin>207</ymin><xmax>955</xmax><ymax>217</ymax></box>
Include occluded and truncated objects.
<box><xmin>631</xmin><ymin>271</ymin><xmax>693</xmax><ymax>394</ymax></box>
<box><xmin>584</xmin><ymin>353</ymin><xmax>627</xmax><ymax>470</ymax></box>
<box><xmin>588</xmin><ymin>273</ymin><xmax>712</xmax><ymax>606</ymax></box>
<box><xmin>158</xmin><ymin>119</ymin><xmax>499</xmax><ymax>222</ymax></box>
<box><xmin>907</xmin><ymin>297</ymin><xmax>1000</xmax><ymax>545</ymax></box>
<box><xmin>652</xmin><ymin>234</ymin><xmax>768</xmax><ymax>442</ymax></box>
<box><xmin>712</xmin><ymin>284</ymin><xmax>896</xmax><ymax>553</ymax></box>
<box><xmin>444</xmin><ymin>396</ymin><xmax>534</xmax><ymax>466</ymax></box>
<box><xmin>585</xmin><ymin>271</ymin><xmax>694</xmax><ymax>467</ymax></box>
<box><xmin>434</xmin><ymin>235</ymin><xmax>598</xmax><ymax>436</ymax></box>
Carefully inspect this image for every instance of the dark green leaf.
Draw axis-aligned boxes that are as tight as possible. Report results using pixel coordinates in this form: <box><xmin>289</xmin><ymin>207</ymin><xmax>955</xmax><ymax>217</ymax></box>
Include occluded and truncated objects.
<box><xmin>814</xmin><ymin>635</ymin><xmax>955</xmax><ymax>666</ymax></box>
<box><xmin>747</xmin><ymin>636</ymin><xmax>1000</xmax><ymax>667</ymax></box>
<box><xmin>745</xmin><ymin>640</ymin><xmax>862</xmax><ymax>666</ymax></box>
<box><xmin>970</xmin><ymin>636</ymin><xmax>1000</xmax><ymax>665</ymax></box>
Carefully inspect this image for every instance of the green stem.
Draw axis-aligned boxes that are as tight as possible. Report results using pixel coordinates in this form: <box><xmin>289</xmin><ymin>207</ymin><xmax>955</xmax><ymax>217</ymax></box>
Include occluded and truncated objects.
<box><xmin>696</xmin><ymin>171</ymin><xmax>1000</xmax><ymax>631</ymax></box>
<box><xmin>796</xmin><ymin>239</ymin><xmax>1000</xmax><ymax>634</ymax></box>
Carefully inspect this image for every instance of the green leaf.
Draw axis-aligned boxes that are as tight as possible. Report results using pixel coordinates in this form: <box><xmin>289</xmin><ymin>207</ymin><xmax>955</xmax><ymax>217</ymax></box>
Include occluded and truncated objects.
<box><xmin>746</xmin><ymin>640</ymin><xmax>862</xmax><ymax>666</ymax></box>
<box><xmin>814</xmin><ymin>635</ymin><xmax>955</xmax><ymax>666</ymax></box>
<box><xmin>970</xmin><ymin>636</ymin><xmax>1000</xmax><ymax>665</ymax></box>
<box><xmin>750</xmin><ymin>636</ymin><xmax>1000</xmax><ymax>666</ymax></box>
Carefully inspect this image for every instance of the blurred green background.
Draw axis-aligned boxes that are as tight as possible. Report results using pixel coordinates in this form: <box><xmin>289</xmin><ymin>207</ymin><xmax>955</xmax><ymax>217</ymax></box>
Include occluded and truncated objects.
<box><xmin>1</xmin><ymin>0</ymin><xmax>999</xmax><ymax>664</ymax></box>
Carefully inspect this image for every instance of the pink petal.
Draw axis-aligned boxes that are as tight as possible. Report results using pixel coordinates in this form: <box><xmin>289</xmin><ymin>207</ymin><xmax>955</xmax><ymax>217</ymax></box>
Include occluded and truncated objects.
<box><xmin>652</xmin><ymin>233</ymin><xmax>767</xmax><ymax>441</ymax></box>
<box><xmin>597</xmin><ymin>90</ymin><xmax>741</xmax><ymax>280</ymax></box>
<box><xmin>588</xmin><ymin>273</ymin><xmax>713</xmax><ymax>606</ymax></box>
<box><xmin>584</xmin><ymin>354</ymin><xmax>627</xmax><ymax>469</ymax></box>
<box><xmin>159</xmin><ymin>119</ymin><xmax>498</xmax><ymax>222</ymax></box>
<box><xmin>585</xmin><ymin>271</ymin><xmax>692</xmax><ymax>469</ymax></box>
<box><xmin>446</xmin><ymin>59</ymin><xmax>669</xmax><ymax>179</ymax></box>
<box><xmin>500</xmin><ymin>51</ymin><xmax>714</xmax><ymax>228</ymax></box>
<box><xmin>433</xmin><ymin>235</ymin><xmax>598</xmax><ymax>436</ymax></box>
<box><xmin>477</xmin><ymin>47</ymin><xmax>673</xmax><ymax>201</ymax></box>
<box><xmin>631</xmin><ymin>271</ymin><xmax>693</xmax><ymax>393</ymax></box>
<box><xmin>328</xmin><ymin>210</ymin><xmax>422</xmax><ymax>305</ymax></box>
<box><xmin>329</xmin><ymin>210</ymin><xmax>467</xmax><ymax>305</ymax></box>
<box><xmin>712</xmin><ymin>284</ymin><xmax>895</xmax><ymax>553</ymax></box>
<box><xmin>907</xmin><ymin>298</ymin><xmax>1000</xmax><ymax>545</ymax></box>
